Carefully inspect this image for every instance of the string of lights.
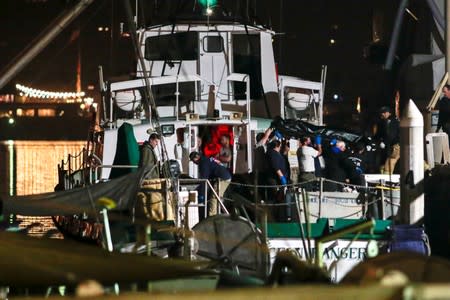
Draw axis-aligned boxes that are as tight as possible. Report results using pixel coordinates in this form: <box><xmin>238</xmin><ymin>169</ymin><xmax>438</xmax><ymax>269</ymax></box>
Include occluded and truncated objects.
<box><xmin>15</xmin><ymin>83</ymin><xmax>86</xmax><ymax>100</ymax></box>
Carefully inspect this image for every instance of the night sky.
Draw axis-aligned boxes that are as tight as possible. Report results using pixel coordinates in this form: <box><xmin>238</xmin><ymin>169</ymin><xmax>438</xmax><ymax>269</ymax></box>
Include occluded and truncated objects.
<box><xmin>0</xmin><ymin>0</ymin><xmax>434</xmax><ymax>132</ymax></box>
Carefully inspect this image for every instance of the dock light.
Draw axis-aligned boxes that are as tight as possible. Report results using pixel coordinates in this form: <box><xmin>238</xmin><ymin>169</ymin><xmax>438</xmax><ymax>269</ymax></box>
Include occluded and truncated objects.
<box><xmin>333</xmin><ymin>94</ymin><xmax>339</xmax><ymax>100</ymax></box>
<box><xmin>8</xmin><ymin>117</ymin><xmax>14</xmax><ymax>125</ymax></box>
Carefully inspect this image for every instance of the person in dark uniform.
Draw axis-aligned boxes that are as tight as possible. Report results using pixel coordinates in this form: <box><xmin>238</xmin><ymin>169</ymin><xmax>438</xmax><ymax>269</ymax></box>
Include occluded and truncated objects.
<box><xmin>189</xmin><ymin>151</ymin><xmax>231</xmax><ymax>217</ymax></box>
<box><xmin>253</xmin><ymin>127</ymin><xmax>273</xmax><ymax>201</ymax></box>
<box><xmin>375</xmin><ymin>106</ymin><xmax>400</xmax><ymax>174</ymax></box>
<box><xmin>323</xmin><ymin>140</ymin><xmax>348</xmax><ymax>191</ymax></box>
<box><xmin>343</xmin><ymin>141</ymin><xmax>367</xmax><ymax>186</ymax></box>
<box><xmin>267</xmin><ymin>140</ymin><xmax>288</xmax><ymax>187</ymax></box>
<box><xmin>436</xmin><ymin>84</ymin><xmax>450</xmax><ymax>140</ymax></box>
<box><xmin>266</xmin><ymin>139</ymin><xmax>288</xmax><ymax>221</ymax></box>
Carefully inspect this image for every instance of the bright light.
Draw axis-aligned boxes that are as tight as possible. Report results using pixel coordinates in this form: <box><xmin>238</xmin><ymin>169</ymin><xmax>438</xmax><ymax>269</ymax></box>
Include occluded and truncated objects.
<box><xmin>8</xmin><ymin>117</ymin><xmax>15</xmax><ymax>125</ymax></box>
<box><xmin>83</xmin><ymin>97</ymin><xmax>94</xmax><ymax>106</ymax></box>
<box><xmin>333</xmin><ymin>94</ymin><xmax>339</xmax><ymax>100</ymax></box>
<box><xmin>98</xmin><ymin>27</ymin><xmax>104</xmax><ymax>31</ymax></box>
<box><xmin>330</xmin><ymin>39</ymin><xmax>336</xmax><ymax>44</ymax></box>
<box><xmin>16</xmin><ymin>83</ymin><xmax>85</xmax><ymax>101</ymax></box>
<box><xmin>206</xmin><ymin>7</ymin><xmax>213</xmax><ymax>15</ymax></box>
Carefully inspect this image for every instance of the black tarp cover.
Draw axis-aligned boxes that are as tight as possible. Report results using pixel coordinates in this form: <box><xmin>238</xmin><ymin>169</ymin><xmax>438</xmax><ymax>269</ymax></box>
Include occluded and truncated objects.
<box><xmin>0</xmin><ymin>167</ymin><xmax>149</xmax><ymax>217</ymax></box>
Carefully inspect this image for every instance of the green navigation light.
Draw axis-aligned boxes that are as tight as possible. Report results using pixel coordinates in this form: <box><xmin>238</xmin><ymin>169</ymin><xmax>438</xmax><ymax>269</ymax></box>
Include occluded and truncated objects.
<box><xmin>199</xmin><ymin>0</ymin><xmax>217</xmax><ymax>7</ymax></box>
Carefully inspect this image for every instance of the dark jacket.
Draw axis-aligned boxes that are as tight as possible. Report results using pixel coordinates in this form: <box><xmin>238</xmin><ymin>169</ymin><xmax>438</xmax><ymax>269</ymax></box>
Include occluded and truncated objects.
<box><xmin>139</xmin><ymin>142</ymin><xmax>160</xmax><ymax>179</ymax></box>
<box><xmin>198</xmin><ymin>155</ymin><xmax>231</xmax><ymax>181</ymax></box>
<box><xmin>437</xmin><ymin>96</ymin><xmax>450</xmax><ymax>133</ymax></box>
<box><xmin>376</xmin><ymin>115</ymin><xmax>400</xmax><ymax>148</ymax></box>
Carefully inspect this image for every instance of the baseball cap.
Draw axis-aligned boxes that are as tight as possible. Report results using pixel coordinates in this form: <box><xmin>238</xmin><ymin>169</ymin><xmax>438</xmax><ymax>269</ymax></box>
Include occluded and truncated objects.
<box><xmin>379</xmin><ymin>106</ymin><xmax>391</xmax><ymax>114</ymax></box>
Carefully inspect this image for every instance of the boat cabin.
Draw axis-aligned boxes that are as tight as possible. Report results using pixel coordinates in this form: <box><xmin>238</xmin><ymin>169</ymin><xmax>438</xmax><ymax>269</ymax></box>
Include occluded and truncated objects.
<box><xmin>99</xmin><ymin>22</ymin><xmax>324</xmax><ymax>180</ymax></box>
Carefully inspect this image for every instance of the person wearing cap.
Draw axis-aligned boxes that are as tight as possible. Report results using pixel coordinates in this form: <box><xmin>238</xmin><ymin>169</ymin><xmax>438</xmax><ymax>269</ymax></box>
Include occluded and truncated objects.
<box><xmin>375</xmin><ymin>106</ymin><xmax>400</xmax><ymax>174</ymax></box>
<box><xmin>189</xmin><ymin>151</ymin><xmax>231</xmax><ymax>217</ymax></box>
<box><xmin>139</xmin><ymin>132</ymin><xmax>161</xmax><ymax>179</ymax></box>
<box><xmin>134</xmin><ymin>131</ymin><xmax>163</xmax><ymax>251</ymax></box>
<box><xmin>436</xmin><ymin>84</ymin><xmax>450</xmax><ymax>140</ymax></box>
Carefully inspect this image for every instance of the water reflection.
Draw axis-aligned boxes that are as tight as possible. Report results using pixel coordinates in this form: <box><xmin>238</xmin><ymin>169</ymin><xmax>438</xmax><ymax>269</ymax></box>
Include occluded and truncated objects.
<box><xmin>0</xmin><ymin>140</ymin><xmax>85</xmax><ymax>237</ymax></box>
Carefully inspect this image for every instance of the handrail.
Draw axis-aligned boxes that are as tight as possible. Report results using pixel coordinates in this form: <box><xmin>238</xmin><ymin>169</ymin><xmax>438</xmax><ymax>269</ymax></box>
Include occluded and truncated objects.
<box><xmin>178</xmin><ymin>178</ymin><xmax>229</xmax><ymax>215</ymax></box>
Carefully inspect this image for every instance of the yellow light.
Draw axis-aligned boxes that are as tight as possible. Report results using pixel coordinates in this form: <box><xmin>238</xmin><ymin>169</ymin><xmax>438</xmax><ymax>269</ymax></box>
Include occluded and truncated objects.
<box><xmin>15</xmin><ymin>83</ymin><xmax>86</xmax><ymax>101</ymax></box>
<box><xmin>8</xmin><ymin>118</ymin><xmax>15</xmax><ymax>125</ymax></box>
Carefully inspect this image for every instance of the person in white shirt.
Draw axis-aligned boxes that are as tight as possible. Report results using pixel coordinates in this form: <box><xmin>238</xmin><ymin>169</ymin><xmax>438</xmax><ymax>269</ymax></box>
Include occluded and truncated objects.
<box><xmin>297</xmin><ymin>136</ymin><xmax>322</xmax><ymax>186</ymax></box>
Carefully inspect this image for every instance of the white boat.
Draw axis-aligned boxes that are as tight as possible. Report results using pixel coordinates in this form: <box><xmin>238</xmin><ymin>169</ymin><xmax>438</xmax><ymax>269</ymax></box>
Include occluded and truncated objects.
<box><xmin>1</xmin><ymin>2</ymin><xmax>408</xmax><ymax>285</ymax></box>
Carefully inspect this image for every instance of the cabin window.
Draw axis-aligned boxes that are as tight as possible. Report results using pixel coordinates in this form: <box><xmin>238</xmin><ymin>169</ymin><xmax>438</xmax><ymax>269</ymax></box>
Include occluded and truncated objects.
<box><xmin>145</xmin><ymin>32</ymin><xmax>198</xmax><ymax>61</ymax></box>
<box><xmin>202</xmin><ymin>36</ymin><xmax>223</xmax><ymax>53</ymax></box>
<box><xmin>151</xmin><ymin>82</ymin><xmax>197</xmax><ymax>106</ymax></box>
<box><xmin>232</xmin><ymin>34</ymin><xmax>262</xmax><ymax>100</ymax></box>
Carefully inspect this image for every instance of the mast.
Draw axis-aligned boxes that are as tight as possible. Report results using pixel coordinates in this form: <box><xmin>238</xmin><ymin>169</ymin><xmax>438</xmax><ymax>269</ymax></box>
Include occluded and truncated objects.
<box><xmin>446</xmin><ymin>0</ymin><xmax>450</xmax><ymax>83</ymax></box>
<box><xmin>0</xmin><ymin>0</ymin><xmax>94</xmax><ymax>90</ymax></box>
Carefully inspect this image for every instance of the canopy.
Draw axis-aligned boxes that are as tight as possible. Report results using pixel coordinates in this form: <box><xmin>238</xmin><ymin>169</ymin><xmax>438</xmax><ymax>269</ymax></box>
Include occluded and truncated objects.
<box><xmin>0</xmin><ymin>167</ymin><xmax>149</xmax><ymax>217</ymax></box>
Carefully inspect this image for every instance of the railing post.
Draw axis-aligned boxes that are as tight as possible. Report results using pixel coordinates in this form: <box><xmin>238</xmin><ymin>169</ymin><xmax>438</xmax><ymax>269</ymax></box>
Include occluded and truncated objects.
<box><xmin>318</xmin><ymin>177</ymin><xmax>323</xmax><ymax>218</ymax></box>
<box><xmin>101</xmin><ymin>208</ymin><xmax>113</xmax><ymax>252</ymax></box>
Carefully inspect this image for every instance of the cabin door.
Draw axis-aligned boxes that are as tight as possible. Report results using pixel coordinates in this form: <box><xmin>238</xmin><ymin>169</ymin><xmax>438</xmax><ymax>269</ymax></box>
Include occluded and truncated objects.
<box><xmin>186</xmin><ymin>125</ymin><xmax>199</xmax><ymax>178</ymax></box>
<box><xmin>199</xmin><ymin>32</ymin><xmax>229</xmax><ymax>102</ymax></box>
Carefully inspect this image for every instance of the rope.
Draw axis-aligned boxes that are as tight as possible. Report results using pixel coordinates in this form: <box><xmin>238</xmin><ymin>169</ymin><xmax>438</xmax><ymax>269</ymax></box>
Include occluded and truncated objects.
<box><xmin>228</xmin><ymin>176</ymin><xmax>397</xmax><ymax>192</ymax></box>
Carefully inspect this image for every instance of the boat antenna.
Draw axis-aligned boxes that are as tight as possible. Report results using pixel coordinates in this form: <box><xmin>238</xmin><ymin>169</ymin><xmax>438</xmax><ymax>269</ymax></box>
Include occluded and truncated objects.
<box><xmin>122</xmin><ymin>0</ymin><xmax>168</xmax><ymax>160</ymax></box>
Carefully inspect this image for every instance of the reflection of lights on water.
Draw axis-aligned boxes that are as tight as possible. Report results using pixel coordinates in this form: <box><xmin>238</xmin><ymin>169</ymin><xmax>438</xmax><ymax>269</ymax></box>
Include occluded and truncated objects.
<box><xmin>4</xmin><ymin>141</ymin><xmax>85</xmax><ymax>195</ymax></box>
<box><xmin>2</xmin><ymin>141</ymin><xmax>85</xmax><ymax>238</ymax></box>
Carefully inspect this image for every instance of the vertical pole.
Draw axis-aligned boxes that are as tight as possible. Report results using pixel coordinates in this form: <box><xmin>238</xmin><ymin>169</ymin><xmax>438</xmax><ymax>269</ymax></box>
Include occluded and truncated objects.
<box><xmin>318</xmin><ymin>177</ymin><xmax>323</xmax><ymax>218</ymax></box>
<box><xmin>384</xmin><ymin>0</ymin><xmax>409</xmax><ymax>70</ymax></box>
<box><xmin>446</xmin><ymin>0</ymin><xmax>450</xmax><ymax>83</ymax></box>
<box><xmin>380</xmin><ymin>180</ymin><xmax>385</xmax><ymax>219</ymax></box>
<box><xmin>399</xmin><ymin>99</ymin><xmax>424</xmax><ymax>224</ymax></box>
<box><xmin>101</xmin><ymin>208</ymin><xmax>114</xmax><ymax>252</ymax></box>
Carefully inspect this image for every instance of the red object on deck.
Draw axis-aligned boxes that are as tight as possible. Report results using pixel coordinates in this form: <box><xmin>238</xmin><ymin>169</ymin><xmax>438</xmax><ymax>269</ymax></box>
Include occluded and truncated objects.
<box><xmin>203</xmin><ymin>125</ymin><xmax>233</xmax><ymax>158</ymax></box>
